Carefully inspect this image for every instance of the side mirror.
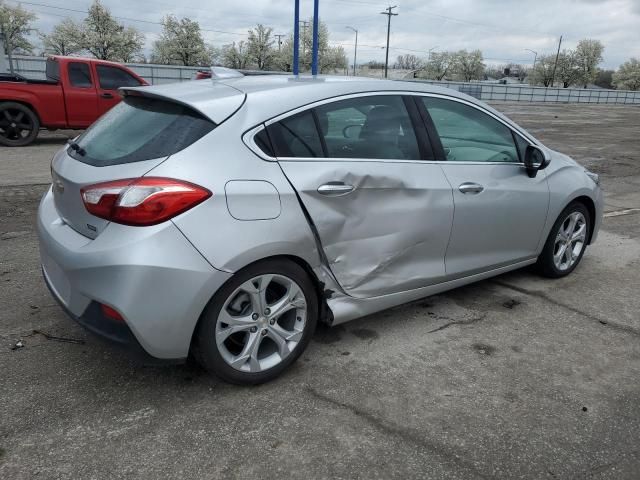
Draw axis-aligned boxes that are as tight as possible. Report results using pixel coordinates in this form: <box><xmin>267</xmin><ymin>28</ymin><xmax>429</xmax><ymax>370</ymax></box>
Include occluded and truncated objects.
<box><xmin>524</xmin><ymin>145</ymin><xmax>550</xmax><ymax>178</ymax></box>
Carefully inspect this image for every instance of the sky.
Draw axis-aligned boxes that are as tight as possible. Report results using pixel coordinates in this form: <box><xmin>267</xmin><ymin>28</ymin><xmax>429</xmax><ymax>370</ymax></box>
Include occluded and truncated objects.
<box><xmin>9</xmin><ymin>0</ymin><xmax>640</xmax><ymax>69</ymax></box>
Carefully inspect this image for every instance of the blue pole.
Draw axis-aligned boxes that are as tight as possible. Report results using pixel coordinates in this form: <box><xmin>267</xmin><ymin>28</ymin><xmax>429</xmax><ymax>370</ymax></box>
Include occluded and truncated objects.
<box><xmin>293</xmin><ymin>0</ymin><xmax>300</xmax><ymax>75</ymax></box>
<box><xmin>312</xmin><ymin>0</ymin><xmax>319</xmax><ymax>76</ymax></box>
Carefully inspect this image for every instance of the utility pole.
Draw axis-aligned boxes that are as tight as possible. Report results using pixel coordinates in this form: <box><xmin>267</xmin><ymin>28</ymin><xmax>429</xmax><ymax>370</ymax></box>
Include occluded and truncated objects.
<box><xmin>346</xmin><ymin>26</ymin><xmax>358</xmax><ymax>76</ymax></box>
<box><xmin>275</xmin><ymin>34</ymin><xmax>284</xmax><ymax>52</ymax></box>
<box><xmin>380</xmin><ymin>6</ymin><xmax>398</xmax><ymax>79</ymax></box>
<box><xmin>551</xmin><ymin>35</ymin><xmax>562</xmax><ymax>87</ymax></box>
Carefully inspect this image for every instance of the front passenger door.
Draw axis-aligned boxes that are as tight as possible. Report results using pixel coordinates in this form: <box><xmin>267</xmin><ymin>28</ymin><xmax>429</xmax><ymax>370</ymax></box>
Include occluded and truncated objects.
<box><xmin>420</xmin><ymin>96</ymin><xmax>550</xmax><ymax>278</ymax></box>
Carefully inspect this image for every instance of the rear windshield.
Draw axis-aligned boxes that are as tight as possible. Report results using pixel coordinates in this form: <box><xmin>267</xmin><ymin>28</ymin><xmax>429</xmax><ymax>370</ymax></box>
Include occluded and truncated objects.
<box><xmin>46</xmin><ymin>58</ymin><xmax>60</xmax><ymax>82</ymax></box>
<box><xmin>68</xmin><ymin>96</ymin><xmax>215</xmax><ymax>166</ymax></box>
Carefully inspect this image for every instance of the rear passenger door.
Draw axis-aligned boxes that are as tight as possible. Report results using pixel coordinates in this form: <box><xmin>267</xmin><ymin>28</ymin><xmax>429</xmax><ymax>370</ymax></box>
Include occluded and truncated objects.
<box><xmin>418</xmin><ymin>95</ymin><xmax>550</xmax><ymax>278</ymax></box>
<box><xmin>63</xmin><ymin>61</ymin><xmax>98</xmax><ymax>127</ymax></box>
<box><xmin>266</xmin><ymin>94</ymin><xmax>454</xmax><ymax>299</ymax></box>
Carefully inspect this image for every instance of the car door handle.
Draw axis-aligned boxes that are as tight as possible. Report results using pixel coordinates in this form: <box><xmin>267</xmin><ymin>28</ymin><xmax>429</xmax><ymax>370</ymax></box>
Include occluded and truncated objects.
<box><xmin>458</xmin><ymin>182</ymin><xmax>484</xmax><ymax>194</ymax></box>
<box><xmin>317</xmin><ymin>183</ymin><xmax>355</xmax><ymax>196</ymax></box>
<box><xmin>100</xmin><ymin>93</ymin><xmax>114</xmax><ymax>99</ymax></box>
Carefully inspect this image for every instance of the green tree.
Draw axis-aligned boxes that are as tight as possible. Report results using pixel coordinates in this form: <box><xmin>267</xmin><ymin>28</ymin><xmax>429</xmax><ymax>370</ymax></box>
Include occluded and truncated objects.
<box><xmin>612</xmin><ymin>58</ymin><xmax>640</xmax><ymax>91</ymax></box>
<box><xmin>594</xmin><ymin>69</ymin><xmax>614</xmax><ymax>89</ymax></box>
<box><xmin>152</xmin><ymin>15</ymin><xmax>214</xmax><ymax>66</ymax></box>
<box><xmin>0</xmin><ymin>1</ymin><xmax>36</xmax><ymax>54</ymax></box>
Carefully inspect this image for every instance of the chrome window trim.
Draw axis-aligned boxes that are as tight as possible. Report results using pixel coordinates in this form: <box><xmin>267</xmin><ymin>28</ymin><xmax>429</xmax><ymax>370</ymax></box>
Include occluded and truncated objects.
<box><xmin>242</xmin><ymin>90</ymin><xmax>538</xmax><ymax>164</ymax></box>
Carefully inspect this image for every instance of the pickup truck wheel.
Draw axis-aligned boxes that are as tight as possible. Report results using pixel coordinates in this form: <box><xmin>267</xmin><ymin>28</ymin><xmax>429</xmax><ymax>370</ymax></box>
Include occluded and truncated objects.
<box><xmin>0</xmin><ymin>102</ymin><xmax>40</xmax><ymax>147</ymax></box>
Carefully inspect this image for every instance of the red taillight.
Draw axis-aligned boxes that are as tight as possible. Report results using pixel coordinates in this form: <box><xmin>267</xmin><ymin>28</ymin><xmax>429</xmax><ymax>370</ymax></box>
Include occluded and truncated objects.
<box><xmin>81</xmin><ymin>177</ymin><xmax>211</xmax><ymax>226</ymax></box>
<box><xmin>101</xmin><ymin>304</ymin><xmax>124</xmax><ymax>322</ymax></box>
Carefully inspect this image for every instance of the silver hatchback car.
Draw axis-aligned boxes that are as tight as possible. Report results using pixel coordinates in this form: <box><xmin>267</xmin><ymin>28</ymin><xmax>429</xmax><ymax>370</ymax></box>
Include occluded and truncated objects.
<box><xmin>38</xmin><ymin>74</ymin><xmax>603</xmax><ymax>384</ymax></box>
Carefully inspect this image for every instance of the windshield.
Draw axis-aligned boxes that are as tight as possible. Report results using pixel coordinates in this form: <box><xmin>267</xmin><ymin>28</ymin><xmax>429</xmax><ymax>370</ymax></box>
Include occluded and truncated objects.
<box><xmin>68</xmin><ymin>96</ymin><xmax>215</xmax><ymax>167</ymax></box>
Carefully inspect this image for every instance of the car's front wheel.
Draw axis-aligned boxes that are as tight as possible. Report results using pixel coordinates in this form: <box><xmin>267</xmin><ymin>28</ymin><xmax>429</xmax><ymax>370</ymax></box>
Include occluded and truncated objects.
<box><xmin>195</xmin><ymin>259</ymin><xmax>318</xmax><ymax>384</ymax></box>
<box><xmin>537</xmin><ymin>201</ymin><xmax>591</xmax><ymax>278</ymax></box>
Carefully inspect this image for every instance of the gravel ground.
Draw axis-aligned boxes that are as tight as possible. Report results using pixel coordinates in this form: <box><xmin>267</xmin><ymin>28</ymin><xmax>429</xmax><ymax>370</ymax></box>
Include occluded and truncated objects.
<box><xmin>1</xmin><ymin>103</ymin><xmax>639</xmax><ymax>479</ymax></box>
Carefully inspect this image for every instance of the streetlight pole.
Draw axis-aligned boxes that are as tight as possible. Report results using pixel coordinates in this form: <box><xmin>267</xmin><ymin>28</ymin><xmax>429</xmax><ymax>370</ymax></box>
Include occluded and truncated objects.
<box><xmin>380</xmin><ymin>5</ymin><xmax>398</xmax><ymax>78</ymax></box>
<box><xmin>525</xmin><ymin>48</ymin><xmax>538</xmax><ymax>70</ymax></box>
<box><xmin>346</xmin><ymin>26</ymin><xmax>358</xmax><ymax>76</ymax></box>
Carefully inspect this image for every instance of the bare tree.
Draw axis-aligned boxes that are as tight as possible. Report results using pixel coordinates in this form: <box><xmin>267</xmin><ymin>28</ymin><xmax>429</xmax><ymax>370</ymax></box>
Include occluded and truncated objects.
<box><xmin>152</xmin><ymin>15</ymin><xmax>213</xmax><ymax>66</ymax></box>
<box><xmin>247</xmin><ymin>24</ymin><xmax>274</xmax><ymax>70</ymax></box>
<box><xmin>454</xmin><ymin>49</ymin><xmax>484</xmax><ymax>81</ymax></box>
<box><xmin>574</xmin><ymin>39</ymin><xmax>604</xmax><ymax>88</ymax></box>
<box><xmin>0</xmin><ymin>1</ymin><xmax>36</xmax><ymax>54</ymax></box>
<box><xmin>395</xmin><ymin>54</ymin><xmax>423</xmax><ymax>71</ymax></box>
<box><xmin>612</xmin><ymin>58</ymin><xmax>640</xmax><ymax>91</ymax></box>
<box><xmin>40</xmin><ymin>18</ymin><xmax>83</xmax><ymax>56</ymax></box>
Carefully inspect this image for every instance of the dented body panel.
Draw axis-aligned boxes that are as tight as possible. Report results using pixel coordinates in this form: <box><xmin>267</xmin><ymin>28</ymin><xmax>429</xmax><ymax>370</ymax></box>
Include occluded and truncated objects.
<box><xmin>278</xmin><ymin>160</ymin><xmax>454</xmax><ymax>298</ymax></box>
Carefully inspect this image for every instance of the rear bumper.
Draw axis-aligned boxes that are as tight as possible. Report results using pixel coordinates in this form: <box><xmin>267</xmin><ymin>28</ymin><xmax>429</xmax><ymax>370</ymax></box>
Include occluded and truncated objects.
<box><xmin>37</xmin><ymin>187</ymin><xmax>233</xmax><ymax>359</ymax></box>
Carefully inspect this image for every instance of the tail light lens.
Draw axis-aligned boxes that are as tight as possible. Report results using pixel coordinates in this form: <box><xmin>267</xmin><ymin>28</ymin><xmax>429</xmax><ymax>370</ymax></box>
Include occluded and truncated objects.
<box><xmin>81</xmin><ymin>177</ymin><xmax>211</xmax><ymax>226</ymax></box>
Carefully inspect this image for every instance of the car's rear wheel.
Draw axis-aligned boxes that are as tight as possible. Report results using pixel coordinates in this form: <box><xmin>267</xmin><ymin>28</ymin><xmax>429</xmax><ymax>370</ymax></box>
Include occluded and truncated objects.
<box><xmin>0</xmin><ymin>102</ymin><xmax>40</xmax><ymax>147</ymax></box>
<box><xmin>195</xmin><ymin>259</ymin><xmax>318</xmax><ymax>385</ymax></box>
<box><xmin>537</xmin><ymin>202</ymin><xmax>591</xmax><ymax>278</ymax></box>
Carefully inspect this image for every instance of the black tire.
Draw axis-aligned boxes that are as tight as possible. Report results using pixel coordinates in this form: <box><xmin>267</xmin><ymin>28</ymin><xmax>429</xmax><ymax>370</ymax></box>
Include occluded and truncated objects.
<box><xmin>536</xmin><ymin>201</ymin><xmax>591</xmax><ymax>278</ymax></box>
<box><xmin>195</xmin><ymin>259</ymin><xmax>318</xmax><ymax>385</ymax></box>
<box><xmin>0</xmin><ymin>101</ymin><xmax>40</xmax><ymax>147</ymax></box>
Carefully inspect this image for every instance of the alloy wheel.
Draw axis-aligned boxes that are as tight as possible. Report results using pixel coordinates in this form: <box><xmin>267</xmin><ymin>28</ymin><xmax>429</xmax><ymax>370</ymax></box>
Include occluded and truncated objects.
<box><xmin>553</xmin><ymin>211</ymin><xmax>587</xmax><ymax>271</ymax></box>
<box><xmin>215</xmin><ymin>274</ymin><xmax>308</xmax><ymax>373</ymax></box>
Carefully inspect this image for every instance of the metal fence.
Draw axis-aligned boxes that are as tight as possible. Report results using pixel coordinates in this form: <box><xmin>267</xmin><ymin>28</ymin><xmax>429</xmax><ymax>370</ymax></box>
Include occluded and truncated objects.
<box><xmin>4</xmin><ymin>55</ymin><xmax>640</xmax><ymax>105</ymax></box>
<box><xmin>408</xmin><ymin>79</ymin><xmax>640</xmax><ymax>105</ymax></box>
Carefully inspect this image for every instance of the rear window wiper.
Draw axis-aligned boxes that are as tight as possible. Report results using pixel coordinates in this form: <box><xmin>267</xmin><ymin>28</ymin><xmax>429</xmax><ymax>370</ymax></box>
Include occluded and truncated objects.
<box><xmin>68</xmin><ymin>141</ymin><xmax>86</xmax><ymax>156</ymax></box>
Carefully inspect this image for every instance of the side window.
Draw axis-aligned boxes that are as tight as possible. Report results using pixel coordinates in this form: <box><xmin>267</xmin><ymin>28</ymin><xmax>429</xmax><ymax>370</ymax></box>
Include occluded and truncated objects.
<box><xmin>267</xmin><ymin>111</ymin><xmax>323</xmax><ymax>158</ymax></box>
<box><xmin>316</xmin><ymin>95</ymin><xmax>420</xmax><ymax>160</ymax></box>
<box><xmin>422</xmin><ymin>97</ymin><xmax>519</xmax><ymax>162</ymax></box>
<box><xmin>68</xmin><ymin>62</ymin><xmax>92</xmax><ymax>88</ymax></box>
<box><xmin>96</xmin><ymin>65</ymin><xmax>142</xmax><ymax>90</ymax></box>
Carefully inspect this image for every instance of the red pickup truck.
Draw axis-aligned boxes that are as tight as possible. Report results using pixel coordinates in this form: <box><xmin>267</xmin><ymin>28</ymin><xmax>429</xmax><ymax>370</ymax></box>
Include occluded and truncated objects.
<box><xmin>0</xmin><ymin>56</ymin><xmax>148</xmax><ymax>146</ymax></box>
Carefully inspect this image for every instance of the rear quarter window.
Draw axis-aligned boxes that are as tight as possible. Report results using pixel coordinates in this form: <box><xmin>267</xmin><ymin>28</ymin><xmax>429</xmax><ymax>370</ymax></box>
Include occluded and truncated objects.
<box><xmin>69</xmin><ymin>96</ymin><xmax>215</xmax><ymax>166</ymax></box>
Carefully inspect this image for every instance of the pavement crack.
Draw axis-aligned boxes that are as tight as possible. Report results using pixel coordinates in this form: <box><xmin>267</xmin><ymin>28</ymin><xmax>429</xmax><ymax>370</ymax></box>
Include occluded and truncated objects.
<box><xmin>306</xmin><ymin>386</ymin><xmax>491</xmax><ymax>480</ymax></box>
<box><xmin>427</xmin><ymin>314</ymin><xmax>487</xmax><ymax>334</ymax></box>
<box><xmin>492</xmin><ymin>280</ymin><xmax>640</xmax><ymax>337</ymax></box>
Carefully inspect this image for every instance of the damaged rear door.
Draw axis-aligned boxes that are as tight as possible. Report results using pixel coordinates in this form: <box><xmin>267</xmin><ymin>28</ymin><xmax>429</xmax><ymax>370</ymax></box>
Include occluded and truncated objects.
<box><xmin>267</xmin><ymin>93</ymin><xmax>454</xmax><ymax>298</ymax></box>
